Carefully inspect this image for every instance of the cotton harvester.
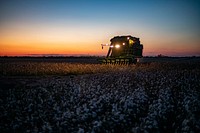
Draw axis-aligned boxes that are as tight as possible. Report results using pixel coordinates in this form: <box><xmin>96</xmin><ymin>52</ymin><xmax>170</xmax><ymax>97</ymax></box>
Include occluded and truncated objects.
<box><xmin>101</xmin><ymin>35</ymin><xmax>143</xmax><ymax>64</ymax></box>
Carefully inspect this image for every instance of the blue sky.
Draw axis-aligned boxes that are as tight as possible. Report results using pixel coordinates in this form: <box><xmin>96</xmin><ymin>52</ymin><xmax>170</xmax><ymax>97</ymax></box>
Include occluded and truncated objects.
<box><xmin>0</xmin><ymin>0</ymin><xmax>200</xmax><ymax>56</ymax></box>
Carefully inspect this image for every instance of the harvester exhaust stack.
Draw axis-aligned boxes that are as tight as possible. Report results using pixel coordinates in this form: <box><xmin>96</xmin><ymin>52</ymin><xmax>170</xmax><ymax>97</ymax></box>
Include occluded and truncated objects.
<box><xmin>101</xmin><ymin>35</ymin><xmax>143</xmax><ymax>64</ymax></box>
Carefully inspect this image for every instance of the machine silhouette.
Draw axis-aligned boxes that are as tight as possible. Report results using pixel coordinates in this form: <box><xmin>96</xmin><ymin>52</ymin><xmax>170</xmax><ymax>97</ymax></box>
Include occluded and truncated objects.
<box><xmin>101</xmin><ymin>35</ymin><xmax>143</xmax><ymax>64</ymax></box>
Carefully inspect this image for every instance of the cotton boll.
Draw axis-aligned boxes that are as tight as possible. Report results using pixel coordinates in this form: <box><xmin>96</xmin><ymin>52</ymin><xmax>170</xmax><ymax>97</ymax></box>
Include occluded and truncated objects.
<box><xmin>77</xmin><ymin>128</ymin><xmax>84</xmax><ymax>133</ymax></box>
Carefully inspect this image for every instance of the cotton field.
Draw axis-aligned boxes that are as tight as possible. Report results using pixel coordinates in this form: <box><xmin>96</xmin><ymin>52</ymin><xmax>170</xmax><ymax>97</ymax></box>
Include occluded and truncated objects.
<box><xmin>0</xmin><ymin>61</ymin><xmax>200</xmax><ymax>132</ymax></box>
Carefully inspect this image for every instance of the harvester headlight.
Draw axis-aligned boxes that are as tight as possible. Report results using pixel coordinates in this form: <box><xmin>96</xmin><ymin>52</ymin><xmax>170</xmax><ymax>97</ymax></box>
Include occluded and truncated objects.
<box><xmin>110</xmin><ymin>45</ymin><xmax>114</xmax><ymax>48</ymax></box>
<box><xmin>123</xmin><ymin>43</ymin><xmax>125</xmax><ymax>45</ymax></box>
<box><xmin>127</xmin><ymin>37</ymin><xmax>130</xmax><ymax>40</ymax></box>
<box><xmin>115</xmin><ymin>44</ymin><xmax>120</xmax><ymax>48</ymax></box>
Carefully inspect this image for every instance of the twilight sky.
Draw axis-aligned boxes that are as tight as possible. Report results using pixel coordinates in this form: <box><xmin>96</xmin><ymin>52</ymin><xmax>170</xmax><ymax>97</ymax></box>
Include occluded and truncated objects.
<box><xmin>0</xmin><ymin>0</ymin><xmax>200</xmax><ymax>56</ymax></box>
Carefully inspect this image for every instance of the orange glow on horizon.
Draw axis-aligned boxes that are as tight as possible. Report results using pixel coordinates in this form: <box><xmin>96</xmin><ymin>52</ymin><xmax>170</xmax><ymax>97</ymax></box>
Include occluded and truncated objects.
<box><xmin>1</xmin><ymin>41</ymin><xmax>199</xmax><ymax>57</ymax></box>
<box><xmin>0</xmin><ymin>43</ymin><xmax>105</xmax><ymax>56</ymax></box>
<box><xmin>0</xmin><ymin>22</ymin><xmax>111</xmax><ymax>56</ymax></box>
<box><xmin>1</xmin><ymin>25</ymin><xmax>200</xmax><ymax>57</ymax></box>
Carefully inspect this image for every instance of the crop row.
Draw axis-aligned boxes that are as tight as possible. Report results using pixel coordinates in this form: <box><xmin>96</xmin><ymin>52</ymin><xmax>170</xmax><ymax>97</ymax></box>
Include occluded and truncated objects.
<box><xmin>0</xmin><ymin>62</ymin><xmax>200</xmax><ymax>132</ymax></box>
<box><xmin>1</xmin><ymin>62</ymin><xmax>199</xmax><ymax>76</ymax></box>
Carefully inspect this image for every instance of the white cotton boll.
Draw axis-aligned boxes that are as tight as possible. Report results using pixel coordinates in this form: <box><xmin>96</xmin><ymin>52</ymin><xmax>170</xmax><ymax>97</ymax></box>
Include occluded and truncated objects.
<box><xmin>184</xmin><ymin>101</ymin><xmax>190</xmax><ymax>112</ymax></box>
<box><xmin>119</xmin><ymin>114</ymin><xmax>124</xmax><ymax>121</ymax></box>
<box><xmin>92</xmin><ymin>112</ymin><xmax>97</xmax><ymax>118</ymax></box>
<box><xmin>148</xmin><ymin>125</ymin><xmax>153</xmax><ymax>129</ymax></box>
<box><xmin>12</xmin><ymin>124</ymin><xmax>19</xmax><ymax>130</ymax></box>
<box><xmin>93</xmin><ymin>120</ymin><xmax>102</xmax><ymax>127</ymax></box>
<box><xmin>76</xmin><ymin>108</ymin><xmax>80</xmax><ymax>115</ymax></box>
<box><xmin>46</xmin><ymin>122</ymin><xmax>52</xmax><ymax>131</ymax></box>
<box><xmin>81</xmin><ymin>115</ymin><xmax>87</xmax><ymax>121</ymax></box>
<box><xmin>97</xmin><ymin>85</ymin><xmax>101</xmax><ymax>90</ymax></box>
<box><xmin>78</xmin><ymin>85</ymin><xmax>81</xmax><ymax>93</ymax></box>
<box><xmin>78</xmin><ymin>128</ymin><xmax>84</xmax><ymax>133</ymax></box>
<box><xmin>153</xmin><ymin>111</ymin><xmax>157</xmax><ymax>116</ymax></box>
<box><xmin>41</xmin><ymin>87</ymin><xmax>48</xmax><ymax>93</ymax></box>
<box><xmin>70</xmin><ymin>96</ymin><xmax>73</xmax><ymax>102</ymax></box>
<box><xmin>27</xmin><ymin>103</ymin><xmax>33</xmax><ymax>112</ymax></box>
<box><xmin>158</xmin><ymin>98</ymin><xmax>162</xmax><ymax>103</ymax></box>
<box><xmin>132</xmin><ymin>127</ymin><xmax>140</xmax><ymax>133</ymax></box>
<box><xmin>124</xmin><ymin>101</ymin><xmax>128</xmax><ymax>110</ymax></box>
<box><xmin>114</xmin><ymin>111</ymin><xmax>120</xmax><ymax>116</ymax></box>
<box><xmin>84</xmin><ymin>107</ymin><xmax>89</xmax><ymax>113</ymax></box>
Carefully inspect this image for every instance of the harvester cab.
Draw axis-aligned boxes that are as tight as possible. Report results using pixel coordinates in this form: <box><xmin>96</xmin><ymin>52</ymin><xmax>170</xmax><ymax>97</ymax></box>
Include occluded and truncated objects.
<box><xmin>101</xmin><ymin>35</ymin><xmax>143</xmax><ymax>64</ymax></box>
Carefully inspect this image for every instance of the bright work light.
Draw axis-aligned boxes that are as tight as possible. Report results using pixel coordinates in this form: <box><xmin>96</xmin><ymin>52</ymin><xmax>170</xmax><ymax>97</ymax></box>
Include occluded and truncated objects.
<box><xmin>115</xmin><ymin>44</ymin><xmax>120</xmax><ymax>48</ymax></box>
